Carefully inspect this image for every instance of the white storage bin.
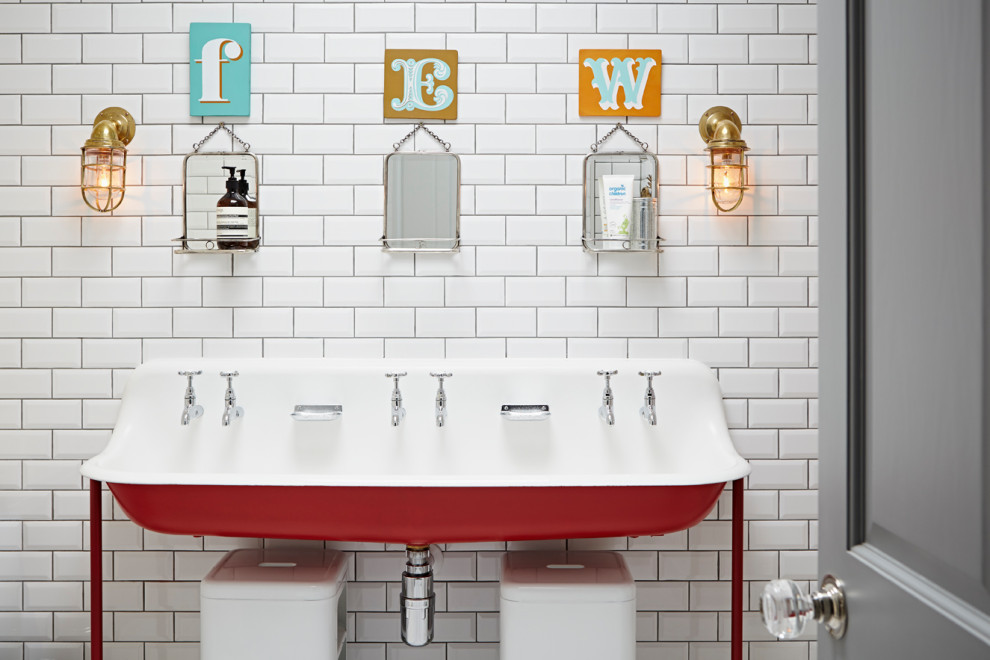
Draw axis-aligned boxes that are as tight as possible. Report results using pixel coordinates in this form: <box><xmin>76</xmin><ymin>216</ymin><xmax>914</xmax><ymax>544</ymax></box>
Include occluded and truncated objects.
<box><xmin>499</xmin><ymin>551</ymin><xmax>636</xmax><ymax>660</ymax></box>
<box><xmin>201</xmin><ymin>549</ymin><xmax>347</xmax><ymax>660</ymax></box>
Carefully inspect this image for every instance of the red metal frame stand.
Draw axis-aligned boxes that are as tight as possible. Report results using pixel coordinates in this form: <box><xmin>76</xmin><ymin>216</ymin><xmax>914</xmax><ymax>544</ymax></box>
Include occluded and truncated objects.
<box><xmin>731</xmin><ymin>477</ymin><xmax>744</xmax><ymax>660</ymax></box>
<box><xmin>90</xmin><ymin>479</ymin><xmax>103</xmax><ymax>660</ymax></box>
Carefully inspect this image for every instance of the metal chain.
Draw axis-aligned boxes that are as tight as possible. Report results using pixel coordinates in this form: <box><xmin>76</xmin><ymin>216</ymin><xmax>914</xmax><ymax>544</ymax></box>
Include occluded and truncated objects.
<box><xmin>590</xmin><ymin>122</ymin><xmax>649</xmax><ymax>153</ymax></box>
<box><xmin>192</xmin><ymin>122</ymin><xmax>251</xmax><ymax>153</ymax></box>
<box><xmin>392</xmin><ymin>122</ymin><xmax>451</xmax><ymax>152</ymax></box>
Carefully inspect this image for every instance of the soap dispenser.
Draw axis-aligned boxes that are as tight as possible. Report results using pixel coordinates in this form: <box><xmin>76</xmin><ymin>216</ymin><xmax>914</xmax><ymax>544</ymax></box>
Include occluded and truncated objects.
<box><xmin>236</xmin><ymin>169</ymin><xmax>260</xmax><ymax>250</ymax></box>
<box><xmin>216</xmin><ymin>166</ymin><xmax>249</xmax><ymax>250</ymax></box>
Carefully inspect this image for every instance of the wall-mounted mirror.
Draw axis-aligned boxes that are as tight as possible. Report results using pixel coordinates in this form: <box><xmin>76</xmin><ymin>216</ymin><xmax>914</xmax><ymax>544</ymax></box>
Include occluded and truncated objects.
<box><xmin>583</xmin><ymin>151</ymin><xmax>660</xmax><ymax>252</ymax></box>
<box><xmin>383</xmin><ymin>152</ymin><xmax>460</xmax><ymax>252</ymax></box>
<box><xmin>175</xmin><ymin>152</ymin><xmax>260</xmax><ymax>254</ymax></box>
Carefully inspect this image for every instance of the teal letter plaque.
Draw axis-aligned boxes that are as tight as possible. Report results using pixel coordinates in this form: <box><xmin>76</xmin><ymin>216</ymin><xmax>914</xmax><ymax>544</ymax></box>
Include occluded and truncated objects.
<box><xmin>190</xmin><ymin>23</ymin><xmax>251</xmax><ymax>117</ymax></box>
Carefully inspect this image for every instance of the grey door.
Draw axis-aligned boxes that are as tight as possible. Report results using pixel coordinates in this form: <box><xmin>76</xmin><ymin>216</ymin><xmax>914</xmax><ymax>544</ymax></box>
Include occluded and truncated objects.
<box><xmin>812</xmin><ymin>0</ymin><xmax>990</xmax><ymax>656</ymax></box>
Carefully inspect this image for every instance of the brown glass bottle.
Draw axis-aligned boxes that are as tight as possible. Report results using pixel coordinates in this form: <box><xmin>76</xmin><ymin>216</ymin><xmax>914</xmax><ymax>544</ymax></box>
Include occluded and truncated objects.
<box><xmin>233</xmin><ymin>169</ymin><xmax>260</xmax><ymax>250</ymax></box>
<box><xmin>216</xmin><ymin>166</ymin><xmax>250</xmax><ymax>250</ymax></box>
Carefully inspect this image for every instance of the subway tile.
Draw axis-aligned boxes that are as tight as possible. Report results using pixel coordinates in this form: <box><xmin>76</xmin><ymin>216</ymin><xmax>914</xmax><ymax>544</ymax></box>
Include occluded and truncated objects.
<box><xmin>112</xmin><ymin>5</ymin><xmax>172</xmax><ymax>34</ymax></box>
<box><xmin>82</xmin><ymin>279</ymin><xmax>141</xmax><ymax>308</ymax></box>
<box><xmin>264</xmin><ymin>277</ymin><xmax>323</xmax><ymax>307</ymax></box>
<box><xmin>355</xmin><ymin>4</ymin><xmax>414</xmax><ymax>32</ymax></box>
<box><xmin>52</xmin><ymin>309</ymin><xmax>111</xmax><ymax>338</ymax></box>
<box><xmin>173</xmin><ymin>309</ymin><xmax>232</xmax><ymax>338</ymax></box>
<box><xmin>476</xmin><ymin>247</ymin><xmax>536</xmax><ymax>276</ymax></box>
<box><xmin>750</xmin><ymin>339</ymin><xmax>808</xmax><ymax>368</ymax></box>
<box><xmin>476</xmin><ymin>5</ymin><xmax>535</xmax><ymax>33</ymax></box>
<box><xmin>690</xmin><ymin>339</ymin><xmax>748</xmax><ymax>369</ymax></box>
<box><xmin>0</xmin><ymin>613</ymin><xmax>52</xmax><ymax>642</ymax></box>
<box><xmin>750</xmin><ymin>35</ymin><xmax>808</xmax><ymax>64</ymax></box>
<box><xmin>416</xmin><ymin>308</ymin><xmax>474</xmax><ymax>338</ymax></box>
<box><xmin>23</xmin><ymin>582</ymin><xmax>82</xmax><ymax>612</ymax></box>
<box><xmin>113</xmin><ymin>309</ymin><xmax>172</xmax><ymax>339</ymax></box>
<box><xmin>659</xmin><ymin>308</ymin><xmax>718</xmax><ymax>338</ymax></box>
<box><xmin>325</xmin><ymin>34</ymin><xmax>385</xmax><ymax>64</ymax></box>
<box><xmin>658</xmin><ymin>5</ymin><xmax>717</xmax><ymax>34</ymax></box>
<box><xmin>688</xmin><ymin>278</ymin><xmax>747</xmax><ymax>307</ymax></box>
<box><xmin>599</xmin><ymin>308</ymin><xmax>657</xmax><ymax>338</ymax></box>
<box><xmin>294</xmin><ymin>5</ymin><xmax>354</xmax><ymax>34</ymax></box>
<box><xmin>22</xmin><ymin>279</ymin><xmax>79</xmax><ymax>308</ymax></box>
<box><xmin>355</xmin><ymin>309</ymin><xmax>414</xmax><ymax>338</ymax></box>
<box><xmin>689</xmin><ymin>36</ymin><xmax>748</xmax><ymax>64</ymax></box>
<box><xmin>779</xmin><ymin>5</ymin><xmax>818</xmax><ymax>35</ymax></box>
<box><xmin>476</xmin><ymin>308</ymin><xmax>535</xmax><ymax>338</ymax></box>
<box><xmin>537</xmin><ymin>308</ymin><xmax>596</xmax><ymax>338</ymax></box>
<box><xmin>0</xmin><ymin>6</ymin><xmax>51</xmax><ymax>34</ymax></box>
<box><xmin>718</xmin><ymin>5</ymin><xmax>777</xmax><ymax>34</ymax></box>
<box><xmin>719</xmin><ymin>247</ymin><xmax>778</xmax><ymax>276</ymax></box>
<box><xmin>504</xmin><ymin>277</ymin><xmax>563</xmax><ymax>307</ymax></box>
<box><xmin>749</xmin><ymin>277</ymin><xmax>807</xmax><ymax>307</ymax></box>
<box><xmin>385</xmin><ymin>278</ymin><xmax>443</xmax><ymax>308</ymax></box>
<box><xmin>506</xmin><ymin>337</ymin><xmax>565</xmax><ymax>358</ymax></box>
<box><xmin>719</xmin><ymin>369</ymin><xmax>778</xmax><ymax>399</ymax></box>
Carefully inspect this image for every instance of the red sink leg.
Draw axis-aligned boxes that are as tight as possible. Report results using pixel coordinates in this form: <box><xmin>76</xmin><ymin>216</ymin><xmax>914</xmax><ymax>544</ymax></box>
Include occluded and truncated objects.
<box><xmin>731</xmin><ymin>478</ymin><xmax>744</xmax><ymax>660</ymax></box>
<box><xmin>90</xmin><ymin>479</ymin><xmax>103</xmax><ymax>660</ymax></box>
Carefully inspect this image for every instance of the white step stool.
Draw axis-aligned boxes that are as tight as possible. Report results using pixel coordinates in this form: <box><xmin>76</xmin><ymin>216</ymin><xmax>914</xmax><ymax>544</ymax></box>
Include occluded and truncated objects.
<box><xmin>201</xmin><ymin>549</ymin><xmax>347</xmax><ymax>660</ymax></box>
<box><xmin>499</xmin><ymin>551</ymin><xmax>636</xmax><ymax>660</ymax></box>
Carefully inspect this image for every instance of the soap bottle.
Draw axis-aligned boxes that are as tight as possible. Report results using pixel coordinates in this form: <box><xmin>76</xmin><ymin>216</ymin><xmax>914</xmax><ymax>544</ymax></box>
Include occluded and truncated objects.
<box><xmin>216</xmin><ymin>166</ymin><xmax>249</xmax><ymax>250</ymax></box>
<box><xmin>236</xmin><ymin>169</ymin><xmax>260</xmax><ymax>250</ymax></box>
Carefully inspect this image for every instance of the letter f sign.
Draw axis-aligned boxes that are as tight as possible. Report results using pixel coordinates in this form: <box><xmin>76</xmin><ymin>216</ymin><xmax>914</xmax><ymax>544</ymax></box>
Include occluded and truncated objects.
<box><xmin>189</xmin><ymin>23</ymin><xmax>252</xmax><ymax>117</ymax></box>
<box><xmin>196</xmin><ymin>38</ymin><xmax>243</xmax><ymax>103</ymax></box>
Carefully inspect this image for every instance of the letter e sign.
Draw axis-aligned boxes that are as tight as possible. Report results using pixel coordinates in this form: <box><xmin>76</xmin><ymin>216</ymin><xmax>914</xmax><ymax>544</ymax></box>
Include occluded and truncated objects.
<box><xmin>190</xmin><ymin>23</ymin><xmax>251</xmax><ymax>117</ymax></box>
<box><xmin>384</xmin><ymin>49</ymin><xmax>458</xmax><ymax>120</ymax></box>
<box><xmin>579</xmin><ymin>49</ymin><xmax>661</xmax><ymax>117</ymax></box>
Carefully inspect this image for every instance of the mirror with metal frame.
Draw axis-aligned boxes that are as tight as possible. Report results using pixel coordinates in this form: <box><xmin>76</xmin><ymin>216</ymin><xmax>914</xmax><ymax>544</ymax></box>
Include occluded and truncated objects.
<box><xmin>383</xmin><ymin>151</ymin><xmax>460</xmax><ymax>252</ymax></box>
<box><xmin>582</xmin><ymin>151</ymin><xmax>660</xmax><ymax>252</ymax></box>
<box><xmin>175</xmin><ymin>152</ymin><xmax>260</xmax><ymax>254</ymax></box>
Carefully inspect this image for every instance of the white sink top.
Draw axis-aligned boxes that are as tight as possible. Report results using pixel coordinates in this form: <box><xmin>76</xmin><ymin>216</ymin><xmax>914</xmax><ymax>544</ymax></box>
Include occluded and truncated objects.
<box><xmin>81</xmin><ymin>358</ymin><xmax>750</xmax><ymax>488</ymax></box>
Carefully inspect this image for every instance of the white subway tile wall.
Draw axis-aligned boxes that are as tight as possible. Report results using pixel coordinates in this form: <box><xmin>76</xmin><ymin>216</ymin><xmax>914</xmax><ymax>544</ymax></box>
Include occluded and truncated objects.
<box><xmin>0</xmin><ymin>1</ymin><xmax>817</xmax><ymax>658</ymax></box>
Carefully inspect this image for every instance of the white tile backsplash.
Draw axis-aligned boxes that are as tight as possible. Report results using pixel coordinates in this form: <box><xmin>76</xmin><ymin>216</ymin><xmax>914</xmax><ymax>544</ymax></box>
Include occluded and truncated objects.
<box><xmin>1</xmin><ymin>2</ymin><xmax>816</xmax><ymax>658</ymax></box>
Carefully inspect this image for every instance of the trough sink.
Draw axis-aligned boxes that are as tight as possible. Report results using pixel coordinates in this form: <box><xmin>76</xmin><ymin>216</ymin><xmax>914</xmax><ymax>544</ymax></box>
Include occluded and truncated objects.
<box><xmin>81</xmin><ymin>358</ymin><xmax>750</xmax><ymax>545</ymax></box>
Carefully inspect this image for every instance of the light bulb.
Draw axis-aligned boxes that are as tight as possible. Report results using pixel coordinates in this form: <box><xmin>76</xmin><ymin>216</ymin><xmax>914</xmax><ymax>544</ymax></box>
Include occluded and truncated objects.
<box><xmin>82</xmin><ymin>147</ymin><xmax>126</xmax><ymax>212</ymax></box>
<box><xmin>710</xmin><ymin>148</ymin><xmax>745</xmax><ymax>212</ymax></box>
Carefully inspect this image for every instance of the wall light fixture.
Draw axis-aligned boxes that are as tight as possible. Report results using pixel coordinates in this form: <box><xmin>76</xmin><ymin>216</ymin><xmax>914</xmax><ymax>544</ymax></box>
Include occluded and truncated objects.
<box><xmin>81</xmin><ymin>107</ymin><xmax>136</xmax><ymax>213</ymax></box>
<box><xmin>698</xmin><ymin>106</ymin><xmax>749</xmax><ymax>213</ymax></box>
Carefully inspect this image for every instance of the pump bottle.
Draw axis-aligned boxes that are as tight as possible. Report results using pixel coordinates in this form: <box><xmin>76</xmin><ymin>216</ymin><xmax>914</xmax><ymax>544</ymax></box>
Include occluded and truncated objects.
<box><xmin>236</xmin><ymin>169</ymin><xmax>260</xmax><ymax>250</ymax></box>
<box><xmin>216</xmin><ymin>166</ymin><xmax>249</xmax><ymax>250</ymax></box>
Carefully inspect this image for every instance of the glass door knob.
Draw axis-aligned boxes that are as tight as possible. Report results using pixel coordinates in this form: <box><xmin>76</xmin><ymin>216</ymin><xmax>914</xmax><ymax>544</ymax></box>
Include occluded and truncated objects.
<box><xmin>760</xmin><ymin>575</ymin><xmax>847</xmax><ymax>640</ymax></box>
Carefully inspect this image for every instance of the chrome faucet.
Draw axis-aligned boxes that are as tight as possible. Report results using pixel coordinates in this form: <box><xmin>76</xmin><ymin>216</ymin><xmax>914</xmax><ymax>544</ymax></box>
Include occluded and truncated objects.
<box><xmin>638</xmin><ymin>370</ymin><xmax>661</xmax><ymax>426</ymax></box>
<box><xmin>597</xmin><ymin>370</ymin><xmax>617</xmax><ymax>426</ymax></box>
<box><xmin>430</xmin><ymin>372</ymin><xmax>452</xmax><ymax>428</ymax></box>
<box><xmin>386</xmin><ymin>372</ymin><xmax>407</xmax><ymax>427</ymax></box>
<box><xmin>220</xmin><ymin>371</ymin><xmax>244</xmax><ymax>426</ymax></box>
<box><xmin>178</xmin><ymin>370</ymin><xmax>204</xmax><ymax>426</ymax></box>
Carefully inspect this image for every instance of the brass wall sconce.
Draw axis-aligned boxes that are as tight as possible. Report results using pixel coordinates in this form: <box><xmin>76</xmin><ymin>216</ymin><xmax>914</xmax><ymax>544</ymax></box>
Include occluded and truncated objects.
<box><xmin>698</xmin><ymin>106</ymin><xmax>749</xmax><ymax>213</ymax></box>
<box><xmin>81</xmin><ymin>107</ymin><xmax>136</xmax><ymax>212</ymax></box>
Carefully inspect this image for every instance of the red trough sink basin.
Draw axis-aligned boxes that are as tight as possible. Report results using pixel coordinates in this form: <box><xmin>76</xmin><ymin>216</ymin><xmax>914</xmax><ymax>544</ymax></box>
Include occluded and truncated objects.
<box><xmin>108</xmin><ymin>482</ymin><xmax>727</xmax><ymax>546</ymax></box>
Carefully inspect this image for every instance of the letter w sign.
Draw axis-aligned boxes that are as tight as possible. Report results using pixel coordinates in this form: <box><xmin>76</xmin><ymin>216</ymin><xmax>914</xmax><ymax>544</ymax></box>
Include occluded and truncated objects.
<box><xmin>190</xmin><ymin>23</ymin><xmax>251</xmax><ymax>117</ymax></box>
<box><xmin>579</xmin><ymin>49</ymin><xmax>662</xmax><ymax>117</ymax></box>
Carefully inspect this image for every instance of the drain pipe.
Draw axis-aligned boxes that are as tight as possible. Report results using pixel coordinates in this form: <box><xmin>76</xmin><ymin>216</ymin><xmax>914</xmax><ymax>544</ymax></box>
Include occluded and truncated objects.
<box><xmin>401</xmin><ymin>545</ymin><xmax>435</xmax><ymax>646</ymax></box>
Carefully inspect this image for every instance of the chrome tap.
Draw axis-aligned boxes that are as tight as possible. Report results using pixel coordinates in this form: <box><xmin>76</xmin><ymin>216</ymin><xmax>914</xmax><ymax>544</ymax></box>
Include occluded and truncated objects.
<box><xmin>597</xmin><ymin>370</ymin><xmax>617</xmax><ymax>426</ymax></box>
<box><xmin>638</xmin><ymin>370</ymin><xmax>661</xmax><ymax>426</ymax></box>
<box><xmin>430</xmin><ymin>372</ymin><xmax>452</xmax><ymax>428</ymax></box>
<box><xmin>386</xmin><ymin>372</ymin><xmax>407</xmax><ymax>427</ymax></box>
<box><xmin>178</xmin><ymin>370</ymin><xmax>204</xmax><ymax>425</ymax></box>
<box><xmin>219</xmin><ymin>371</ymin><xmax>244</xmax><ymax>426</ymax></box>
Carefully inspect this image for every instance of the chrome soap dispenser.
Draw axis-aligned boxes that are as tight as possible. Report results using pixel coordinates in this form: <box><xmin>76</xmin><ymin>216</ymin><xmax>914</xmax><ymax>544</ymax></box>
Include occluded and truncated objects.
<box><xmin>216</xmin><ymin>166</ymin><xmax>250</xmax><ymax>250</ymax></box>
